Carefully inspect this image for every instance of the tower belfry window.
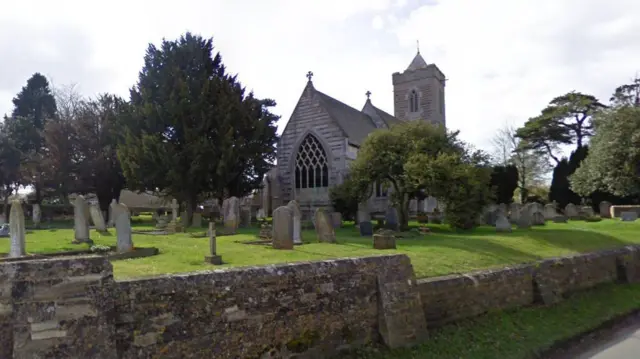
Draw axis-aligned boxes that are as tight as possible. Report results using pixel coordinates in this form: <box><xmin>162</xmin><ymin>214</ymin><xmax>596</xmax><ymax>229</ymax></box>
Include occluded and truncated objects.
<box><xmin>295</xmin><ymin>134</ymin><xmax>329</xmax><ymax>189</ymax></box>
<box><xmin>409</xmin><ymin>90</ymin><xmax>419</xmax><ymax>113</ymax></box>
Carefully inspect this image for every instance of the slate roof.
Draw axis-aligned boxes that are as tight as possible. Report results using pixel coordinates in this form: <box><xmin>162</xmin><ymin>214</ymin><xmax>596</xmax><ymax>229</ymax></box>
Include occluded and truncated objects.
<box><xmin>406</xmin><ymin>52</ymin><xmax>428</xmax><ymax>71</ymax></box>
<box><xmin>372</xmin><ymin>105</ymin><xmax>402</xmax><ymax>127</ymax></box>
<box><xmin>314</xmin><ymin>89</ymin><xmax>380</xmax><ymax>146</ymax></box>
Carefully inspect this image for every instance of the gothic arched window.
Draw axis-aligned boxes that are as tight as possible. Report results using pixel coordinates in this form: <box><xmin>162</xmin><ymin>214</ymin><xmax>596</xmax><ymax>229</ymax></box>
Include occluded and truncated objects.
<box><xmin>409</xmin><ymin>90</ymin><xmax>419</xmax><ymax>113</ymax></box>
<box><xmin>295</xmin><ymin>134</ymin><xmax>329</xmax><ymax>189</ymax></box>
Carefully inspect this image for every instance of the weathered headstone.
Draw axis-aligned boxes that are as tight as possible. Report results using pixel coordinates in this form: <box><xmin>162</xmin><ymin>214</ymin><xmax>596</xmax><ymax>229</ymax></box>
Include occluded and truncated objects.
<box><xmin>495</xmin><ymin>215</ymin><xmax>512</xmax><ymax>233</ymax></box>
<box><xmin>192</xmin><ymin>213</ymin><xmax>202</xmax><ymax>228</ymax></box>
<box><xmin>89</xmin><ymin>204</ymin><xmax>107</xmax><ymax>232</ymax></box>
<box><xmin>330</xmin><ymin>212</ymin><xmax>342</xmax><ymax>229</ymax></box>
<box><xmin>579</xmin><ymin>206</ymin><xmax>595</xmax><ymax>218</ymax></box>
<box><xmin>509</xmin><ymin>203</ymin><xmax>522</xmax><ymax>223</ymax></box>
<box><xmin>272</xmin><ymin>206</ymin><xmax>294</xmax><ymax>249</ymax></box>
<box><xmin>517</xmin><ymin>209</ymin><xmax>532</xmax><ymax>229</ymax></box>
<box><xmin>565</xmin><ymin>203</ymin><xmax>579</xmax><ymax>219</ymax></box>
<box><xmin>205</xmin><ymin>222</ymin><xmax>222</xmax><ymax>264</ymax></box>
<box><xmin>9</xmin><ymin>199</ymin><xmax>26</xmax><ymax>257</ymax></box>
<box><xmin>32</xmin><ymin>203</ymin><xmax>41</xmax><ymax>228</ymax></box>
<box><xmin>621</xmin><ymin>211</ymin><xmax>638</xmax><ymax>222</ymax></box>
<box><xmin>113</xmin><ymin>202</ymin><xmax>133</xmax><ymax>252</ymax></box>
<box><xmin>73</xmin><ymin>195</ymin><xmax>90</xmax><ymax>243</ymax></box>
<box><xmin>373</xmin><ymin>231</ymin><xmax>396</xmax><ymax>249</ymax></box>
<box><xmin>532</xmin><ymin>212</ymin><xmax>545</xmax><ymax>226</ymax></box>
<box><xmin>543</xmin><ymin>204</ymin><xmax>557</xmax><ymax>220</ymax></box>
<box><xmin>221</xmin><ymin>198</ymin><xmax>230</xmax><ymax>222</ymax></box>
<box><xmin>384</xmin><ymin>207</ymin><xmax>399</xmax><ymax>231</ymax></box>
<box><xmin>287</xmin><ymin>200</ymin><xmax>302</xmax><ymax>245</ymax></box>
<box><xmin>599</xmin><ymin>201</ymin><xmax>612</xmax><ymax>218</ymax></box>
<box><xmin>171</xmin><ymin>199</ymin><xmax>179</xmax><ymax>222</ymax></box>
<box><xmin>314</xmin><ymin>208</ymin><xmax>336</xmax><ymax>243</ymax></box>
<box><xmin>223</xmin><ymin>196</ymin><xmax>240</xmax><ymax>234</ymax></box>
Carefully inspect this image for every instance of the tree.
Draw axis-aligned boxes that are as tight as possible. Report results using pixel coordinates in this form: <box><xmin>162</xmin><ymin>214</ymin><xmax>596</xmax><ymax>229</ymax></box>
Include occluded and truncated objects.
<box><xmin>74</xmin><ymin>94</ymin><xmax>127</xmax><ymax>216</ymax></box>
<box><xmin>491</xmin><ymin>123</ymin><xmax>550</xmax><ymax>203</ymax></box>
<box><xmin>0</xmin><ymin>123</ymin><xmax>21</xmax><ymax>217</ymax></box>
<box><xmin>5</xmin><ymin>73</ymin><xmax>57</xmax><ymax>204</ymax></box>
<box><xmin>610</xmin><ymin>76</ymin><xmax>640</xmax><ymax>107</ymax></box>
<box><xmin>329</xmin><ymin>178</ymin><xmax>360</xmax><ymax>221</ymax></box>
<box><xmin>516</xmin><ymin>91</ymin><xmax>606</xmax><ymax>162</ymax></box>
<box><xmin>118</xmin><ymin>32</ymin><xmax>279</xmax><ymax>224</ymax></box>
<box><xmin>489</xmin><ymin>165</ymin><xmax>518</xmax><ymax>204</ymax></box>
<box><xmin>571</xmin><ymin>105</ymin><xmax>640</xmax><ymax>198</ymax></box>
<box><xmin>549</xmin><ymin>146</ymin><xmax>587</xmax><ymax>208</ymax></box>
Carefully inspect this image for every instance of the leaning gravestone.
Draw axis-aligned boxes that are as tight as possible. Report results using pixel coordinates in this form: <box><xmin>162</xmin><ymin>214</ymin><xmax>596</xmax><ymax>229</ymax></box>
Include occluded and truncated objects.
<box><xmin>495</xmin><ymin>215</ymin><xmax>512</xmax><ymax>233</ymax></box>
<box><xmin>287</xmin><ymin>200</ymin><xmax>302</xmax><ymax>245</ymax></box>
<box><xmin>314</xmin><ymin>208</ymin><xmax>336</xmax><ymax>243</ymax></box>
<box><xmin>599</xmin><ymin>201</ymin><xmax>612</xmax><ymax>218</ymax></box>
<box><xmin>565</xmin><ymin>203</ymin><xmax>579</xmax><ymax>219</ymax></box>
<box><xmin>9</xmin><ymin>199</ymin><xmax>26</xmax><ymax>257</ymax></box>
<box><xmin>223</xmin><ymin>197</ymin><xmax>240</xmax><ymax>234</ymax></box>
<box><xmin>272</xmin><ymin>206</ymin><xmax>294</xmax><ymax>250</ymax></box>
<box><xmin>384</xmin><ymin>207</ymin><xmax>399</xmax><ymax>231</ymax></box>
<box><xmin>89</xmin><ymin>204</ymin><xmax>107</xmax><ymax>232</ymax></box>
<box><xmin>113</xmin><ymin>203</ymin><xmax>133</xmax><ymax>252</ymax></box>
<box><xmin>621</xmin><ymin>211</ymin><xmax>638</xmax><ymax>222</ymax></box>
<box><xmin>32</xmin><ymin>203</ymin><xmax>41</xmax><ymax>228</ymax></box>
<box><xmin>73</xmin><ymin>195</ymin><xmax>90</xmax><ymax>243</ymax></box>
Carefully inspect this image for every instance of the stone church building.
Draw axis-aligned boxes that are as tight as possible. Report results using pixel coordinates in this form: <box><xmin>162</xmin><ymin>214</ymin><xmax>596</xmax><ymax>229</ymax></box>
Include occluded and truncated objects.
<box><xmin>261</xmin><ymin>51</ymin><xmax>446</xmax><ymax>216</ymax></box>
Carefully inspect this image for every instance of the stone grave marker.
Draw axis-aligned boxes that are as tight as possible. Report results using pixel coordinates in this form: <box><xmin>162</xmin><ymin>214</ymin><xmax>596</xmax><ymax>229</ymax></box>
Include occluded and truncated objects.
<box><xmin>314</xmin><ymin>208</ymin><xmax>336</xmax><ymax>243</ymax></box>
<box><xmin>73</xmin><ymin>195</ymin><xmax>90</xmax><ymax>243</ymax></box>
<box><xmin>565</xmin><ymin>203</ymin><xmax>579</xmax><ymax>219</ymax></box>
<box><xmin>599</xmin><ymin>201</ymin><xmax>612</xmax><ymax>218</ymax></box>
<box><xmin>495</xmin><ymin>215</ymin><xmax>512</xmax><ymax>233</ymax></box>
<box><xmin>509</xmin><ymin>203</ymin><xmax>522</xmax><ymax>223</ymax></box>
<box><xmin>517</xmin><ymin>209</ymin><xmax>532</xmax><ymax>229</ymax></box>
<box><xmin>384</xmin><ymin>207</ymin><xmax>399</xmax><ymax>231</ymax></box>
<box><xmin>425</xmin><ymin>196</ymin><xmax>438</xmax><ymax>213</ymax></box>
<box><xmin>532</xmin><ymin>212</ymin><xmax>545</xmax><ymax>226</ymax></box>
<box><xmin>155</xmin><ymin>215</ymin><xmax>169</xmax><ymax>229</ymax></box>
<box><xmin>89</xmin><ymin>204</ymin><xmax>107</xmax><ymax>232</ymax></box>
<box><xmin>373</xmin><ymin>231</ymin><xmax>396</xmax><ymax>249</ymax></box>
<box><xmin>192</xmin><ymin>213</ymin><xmax>203</xmax><ymax>228</ymax></box>
<box><xmin>330</xmin><ymin>212</ymin><xmax>342</xmax><ymax>228</ymax></box>
<box><xmin>543</xmin><ymin>204</ymin><xmax>557</xmax><ymax>220</ymax></box>
<box><xmin>205</xmin><ymin>222</ymin><xmax>222</xmax><ymax>264</ymax></box>
<box><xmin>113</xmin><ymin>202</ymin><xmax>133</xmax><ymax>252</ymax></box>
<box><xmin>272</xmin><ymin>206</ymin><xmax>294</xmax><ymax>249</ymax></box>
<box><xmin>287</xmin><ymin>200</ymin><xmax>302</xmax><ymax>245</ymax></box>
<box><xmin>171</xmin><ymin>199</ymin><xmax>179</xmax><ymax>222</ymax></box>
<box><xmin>223</xmin><ymin>197</ymin><xmax>240</xmax><ymax>234</ymax></box>
<box><xmin>621</xmin><ymin>211</ymin><xmax>638</xmax><ymax>222</ymax></box>
<box><xmin>9</xmin><ymin>199</ymin><xmax>26</xmax><ymax>257</ymax></box>
<box><xmin>32</xmin><ymin>203</ymin><xmax>41</xmax><ymax>228</ymax></box>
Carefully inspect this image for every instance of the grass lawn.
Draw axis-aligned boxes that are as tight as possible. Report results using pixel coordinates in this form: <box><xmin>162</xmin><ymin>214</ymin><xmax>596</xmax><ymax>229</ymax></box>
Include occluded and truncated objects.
<box><xmin>340</xmin><ymin>282</ymin><xmax>640</xmax><ymax>359</ymax></box>
<box><xmin>1</xmin><ymin>217</ymin><xmax>639</xmax><ymax>280</ymax></box>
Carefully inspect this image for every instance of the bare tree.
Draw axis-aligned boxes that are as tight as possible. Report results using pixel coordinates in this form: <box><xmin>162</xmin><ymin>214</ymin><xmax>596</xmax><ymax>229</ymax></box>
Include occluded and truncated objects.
<box><xmin>491</xmin><ymin>122</ymin><xmax>550</xmax><ymax>202</ymax></box>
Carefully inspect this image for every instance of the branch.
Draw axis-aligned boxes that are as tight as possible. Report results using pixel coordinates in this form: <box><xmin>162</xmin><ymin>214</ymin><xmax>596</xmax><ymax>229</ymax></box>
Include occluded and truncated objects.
<box><xmin>543</xmin><ymin>143</ymin><xmax>560</xmax><ymax>164</ymax></box>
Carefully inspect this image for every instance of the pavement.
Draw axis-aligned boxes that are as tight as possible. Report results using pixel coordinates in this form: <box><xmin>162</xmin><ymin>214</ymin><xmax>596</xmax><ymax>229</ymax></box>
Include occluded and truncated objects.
<box><xmin>571</xmin><ymin>319</ymin><xmax>640</xmax><ymax>358</ymax></box>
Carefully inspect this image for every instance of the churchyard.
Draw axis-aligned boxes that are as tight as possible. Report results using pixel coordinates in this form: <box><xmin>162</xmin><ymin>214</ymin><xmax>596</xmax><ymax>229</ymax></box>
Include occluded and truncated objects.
<box><xmin>2</xmin><ymin>210</ymin><xmax>640</xmax><ymax>280</ymax></box>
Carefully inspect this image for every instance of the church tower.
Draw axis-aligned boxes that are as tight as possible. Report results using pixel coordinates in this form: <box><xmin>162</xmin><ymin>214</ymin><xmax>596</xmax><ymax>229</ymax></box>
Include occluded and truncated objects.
<box><xmin>392</xmin><ymin>49</ymin><xmax>446</xmax><ymax>127</ymax></box>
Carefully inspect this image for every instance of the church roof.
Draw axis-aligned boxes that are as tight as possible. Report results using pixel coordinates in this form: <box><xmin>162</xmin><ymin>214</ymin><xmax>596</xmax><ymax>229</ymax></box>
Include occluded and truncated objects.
<box><xmin>315</xmin><ymin>89</ymin><xmax>379</xmax><ymax>146</ymax></box>
<box><xmin>406</xmin><ymin>52</ymin><xmax>428</xmax><ymax>71</ymax></box>
<box><xmin>372</xmin><ymin>105</ymin><xmax>401</xmax><ymax>127</ymax></box>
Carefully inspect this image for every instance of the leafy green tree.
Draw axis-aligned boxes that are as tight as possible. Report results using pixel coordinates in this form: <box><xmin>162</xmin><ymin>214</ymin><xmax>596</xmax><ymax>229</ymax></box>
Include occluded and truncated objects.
<box><xmin>118</xmin><ymin>33</ymin><xmax>278</xmax><ymax>224</ymax></box>
<box><xmin>489</xmin><ymin>165</ymin><xmax>518</xmax><ymax>204</ymax></box>
<box><xmin>329</xmin><ymin>178</ymin><xmax>360</xmax><ymax>221</ymax></box>
<box><xmin>516</xmin><ymin>91</ymin><xmax>606</xmax><ymax>163</ymax></box>
<box><xmin>0</xmin><ymin>123</ymin><xmax>21</xmax><ymax>216</ymax></box>
<box><xmin>610</xmin><ymin>77</ymin><xmax>640</xmax><ymax>107</ymax></box>
<box><xmin>571</xmin><ymin>105</ymin><xmax>640</xmax><ymax>198</ymax></box>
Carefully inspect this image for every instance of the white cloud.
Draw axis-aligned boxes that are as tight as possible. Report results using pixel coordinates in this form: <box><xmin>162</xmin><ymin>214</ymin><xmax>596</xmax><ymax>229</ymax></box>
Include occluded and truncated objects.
<box><xmin>1</xmin><ymin>0</ymin><xmax>639</xmax><ymax>157</ymax></box>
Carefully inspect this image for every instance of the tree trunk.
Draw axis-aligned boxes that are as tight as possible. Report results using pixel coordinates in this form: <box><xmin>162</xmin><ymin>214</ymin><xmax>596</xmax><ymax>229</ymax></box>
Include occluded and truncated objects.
<box><xmin>398</xmin><ymin>193</ymin><xmax>410</xmax><ymax>231</ymax></box>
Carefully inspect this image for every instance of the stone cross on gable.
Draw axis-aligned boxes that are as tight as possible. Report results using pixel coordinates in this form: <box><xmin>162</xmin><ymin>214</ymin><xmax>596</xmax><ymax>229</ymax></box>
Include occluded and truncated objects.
<box><xmin>306</xmin><ymin>71</ymin><xmax>314</xmax><ymax>82</ymax></box>
<box><xmin>366</xmin><ymin>90</ymin><xmax>371</xmax><ymax>99</ymax></box>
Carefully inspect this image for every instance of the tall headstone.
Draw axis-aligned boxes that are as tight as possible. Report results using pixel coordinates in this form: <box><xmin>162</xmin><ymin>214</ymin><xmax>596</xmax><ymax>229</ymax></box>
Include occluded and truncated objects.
<box><xmin>89</xmin><ymin>204</ymin><xmax>107</xmax><ymax>232</ymax></box>
<box><xmin>272</xmin><ymin>206</ymin><xmax>294</xmax><ymax>249</ymax></box>
<box><xmin>599</xmin><ymin>201</ymin><xmax>612</xmax><ymax>218</ymax></box>
<box><xmin>287</xmin><ymin>200</ymin><xmax>302</xmax><ymax>245</ymax></box>
<box><xmin>171</xmin><ymin>199</ymin><xmax>179</xmax><ymax>222</ymax></box>
<box><xmin>205</xmin><ymin>222</ymin><xmax>222</xmax><ymax>264</ymax></box>
<box><xmin>384</xmin><ymin>207</ymin><xmax>399</xmax><ymax>231</ymax></box>
<box><xmin>314</xmin><ymin>208</ymin><xmax>336</xmax><ymax>243</ymax></box>
<box><xmin>113</xmin><ymin>202</ymin><xmax>133</xmax><ymax>252</ymax></box>
<box><xmin>565</xmin><ymin>203</ymin><xmax>579</xmax><ymax>219</ymax></box>
<box><xmin>223</xmin><ymin>196</ymin><xmax>240</xmax><ymax>234</ymax></box>
<box><xmin>73</xmin><ymin>195</ymin><xmax>90</xmax><ymax>243</ymax></box>
<box><xmin>9</xmin><ymin>199</ymin><xmax>26</xmax><ymax>257</ymax></box>
<box><xmin>32</xmin><ymin>203</ymin><xmax>41</xmax><ymax>228</ymax></box>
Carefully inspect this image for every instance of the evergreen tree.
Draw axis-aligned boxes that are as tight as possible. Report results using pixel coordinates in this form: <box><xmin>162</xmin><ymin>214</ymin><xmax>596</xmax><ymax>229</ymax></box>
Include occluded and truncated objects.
<box><xmin>489</xmin><ymin>165</ymin><xmax>519</xmax><ymax>204</ymax></box>
<box><xmin>549</xmin><ymin>146</ymin><xmax>587</xmax><ymax>208</ymax></box>
<box><xmin>118</xmin><ymin>32</ymin><xmax>278</xmax><ymax>224</ymax></box>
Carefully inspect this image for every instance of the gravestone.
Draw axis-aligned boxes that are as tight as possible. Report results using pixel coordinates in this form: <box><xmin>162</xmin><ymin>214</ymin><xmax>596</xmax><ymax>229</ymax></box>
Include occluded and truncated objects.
<box><xmin>509</xmin><ymin>203</ymin><xmax>522</xmax><ymax>223</ymax></box>
<box><xmin>221</xmin><ymin>198</ymin><xmax>229</xmax><ymax>222</ymax></box>
<box><xmin>256</xmin><ymin>208</ymin><xmax>266</xmax><ymax>221</ymax></box>
<box><xmin>192</xmin><ymin>213</ymin><xmax>203</xmax><ymax>228</ymax></box>
<box><xmin>425</xmin><ymin>196</ymin><xmax>438</xmax><ymax>213</ymax></box>
<box><xmin>108</xmin><ymin>199</ymin><xmax>116</xmax><ymax>227</ymax></box>
<box><xmin>359</xmin><ymin>221</ymin><xmax>373</xmax><ymax>236</ymax></box>
<box><xmin>287</xmin><ymin>200</ymin><xmax>302</xmax><ymax>245</ymax></box>
<box><xmin>599</xmin><ymin>201</ymin><xmax>612</xmax><ymax>218</ymax></box>
<box><xmin>32</xmin><ymin>203</ymin><xmax>41</xmax><ymax>228</ymax></box>
<box><xmin>532</xmin><ymin>212</ymin><xmax>545</xmax><ymax>226</ymax></box>
<box><xmin>155</xmin><ymin>215</ymin><xmax>169</xmax><ymax>229</ymax></box>
<box><xmin>495</xmin><ymin>215</ymin><xmax>512</xmax><ymax>233</ymax></box>
<box><xmin>0</xmin><ymin>223</ymin><xmax>9</xmax><ymax>237</ymax></box>
<box><xmin>621</xmin><ymin>211</ymin><xmax>638</xmax><ymax>222</ymax></box>
<box><xmin>239</xmin><ymin>208</ymin><xmax>251</xmax><ymax>228</ymax></box>
<box><xmin>272</xmin><ymin>206</ymin><xmax>294</xmax><ymax>250</ymax></box>
<box><xmin>373</xmin><ymin>231</ymin><xmax>396</xmax><ymax>249</ymax></box>
<box><xmin>113</xmin><ymin>202</ymin><xmax>133</xmax><ymax>252</ymax></box>
<box><xmin>89</xmin><ymin>204</ymin><xmax>107</xmax><ymax>232</ymax></box>
<box><xmin>357</xmin><ymin>209</ymin><xmax>371</xmax><ymax>223</ymax></box>
<box><xmin>171</xmin><ymin>199</ymin><xmax>179</xmax><ymax>222</ymax></box>
<box><xmin>565</xmin><ymin>203</ymin><xmax>579</xmax><ymax>219</ymax></box>
<box><xmin>314</xmin><ymin>208</ymin><xmax>336</xmax><ymax>243</ymax></box>
<box><xmin>330</xmin><ymin>212</ymin><xmax>342</xmax><ymax>228</ymax></box>
<box><xmin>9</xmin><ymin>199</ymin><xmax>26</xmax><ymax>257</ymax></box>
<box><xmin>543</xmin><ymin>204</ymin><xmax>557</xmax><ymax>220</ymax></box>
<box><xmin>205</xmin><ymin>222</ymin><xmax>222</xmax><ymax>264</ymax></box>
<box><xmin>517</xmin><ymin>210</ymin><xmax>532</xmax><ymax>229</ymax></box>
<box><xmin>580</xmin><ymin>206</ymin><xmax>595</xmax><ymax>218</ymax></box>
<box><xmin>223</xmin><ymin>196</ymin><xmax>240</xmax><ymax>234</ymax></box>
<box><xmin>73</xmin><ymin>195</ymin><xmax>90</xmax><ymax>243</ymax></box>
<box><xmin>384</xmin><ymin>207</ymin><xmax>399</xmax><ymax>231</ymax></box>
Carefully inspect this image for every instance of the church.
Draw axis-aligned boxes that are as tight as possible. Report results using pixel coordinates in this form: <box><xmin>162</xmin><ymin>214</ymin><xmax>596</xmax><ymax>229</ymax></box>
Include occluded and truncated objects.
<box><xmin>261</xmin><ymin>50</ymin><xmax>447</xmax><ymax>217</ymax></box>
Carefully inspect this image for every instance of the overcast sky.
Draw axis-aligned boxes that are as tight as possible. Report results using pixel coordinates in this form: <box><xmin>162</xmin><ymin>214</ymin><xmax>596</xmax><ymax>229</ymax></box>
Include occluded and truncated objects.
<box><xmin>1</xmin><ymin>0</ymin><xmax>639</xmax><ymax>153</ymax></box>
